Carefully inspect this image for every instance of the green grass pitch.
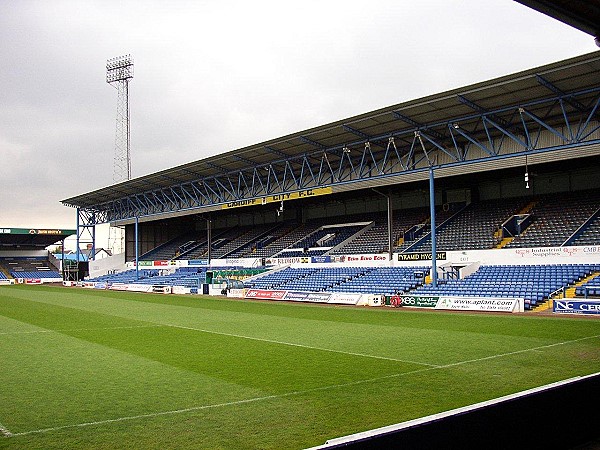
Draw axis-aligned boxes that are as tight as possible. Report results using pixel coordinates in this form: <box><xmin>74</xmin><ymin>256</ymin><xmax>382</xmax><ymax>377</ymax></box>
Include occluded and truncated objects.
<box><xmin>0</xmin><ymin>284</ymin><xmax>598</xmax><ymax>449</ymax></box>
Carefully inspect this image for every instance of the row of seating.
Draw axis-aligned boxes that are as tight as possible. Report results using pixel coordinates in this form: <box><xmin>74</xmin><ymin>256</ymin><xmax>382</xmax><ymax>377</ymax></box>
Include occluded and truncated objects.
<box><xmin>411</xmin><ymin>264</ymin><xmax>599</xmax><ymax>309</ymax></box>
<box><xmin>243</xmin><ymin>263</ymin><xmax>600</xmax><ymax>309</ymax></box>
<box><xmin>244</xmin><ymin>266</ymin><xmax>428</xmax><ymax>296</ymax></box>
<box><xmin>0</xmin><ymin>257</ymin><xmax>61</xmax><ymax>279</ymax></box>
<box><xmin>576</xmin><ymin>274</ymin><xmax>600</xmax><ymax>297</ymax></box>
<box><xmin>87</xmin><ymin>267</ymin><xmax>208</xmax><ymax>287</ymax></box>
<box><xmin>10</xmin><ymin>271</ymin><xmax>61</xmax><ymax>279</ymax></box>
<box><xmin>130</xmin><ymin>189</ymin><xmax>600</xmax><ymax>262</ymax></box>
<box><xmin>506</xmin><ymin>191</ymin><xmax>599</xmax><ymax>248</ymax></box>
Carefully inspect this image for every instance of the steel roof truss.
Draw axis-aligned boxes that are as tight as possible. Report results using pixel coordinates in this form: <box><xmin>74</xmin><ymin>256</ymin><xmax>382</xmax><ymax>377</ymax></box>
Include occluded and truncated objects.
<box><xmin>578</xmin><ymin>95</ymin><xmax>600</xmax><ymax>141</ymax></box>
<box><xmin>202</xmin><ymin>179</ymin><xmax>223</xmax><ymax>203</ymax></box>
<box><xmin>237</xmin><ymin>171</ymin><xmax>250</xmax><ymax>198</ymax></box>
<box><xmin>393</xmin><ymin>112</ymin><xmax>446</xmax><ymax>141</ymax></box>
<box><xmin>169</xmin><ymin>186</ymin><xmax>187</xmax><ymax>209</ymax></box>
<box><xmin>319</xmin><ymin>152</ymin><xmax>335</xmax><ymax>184</ymax></box>
<box><xmin>283</xmin><ymin>160</ymin><xmax>299</xmax><ymax>191</ymax></box>
<box><xmin>419</xmin><ymin>131</ymin><xmax>460</xmax><ymax>162</ymax></box>
<box><xmin>213</xmin><ymin>178</ymin><xmax>233</xmax><ymax>201</ymax></box>
<box><xmin>299</xmin><ymin>155</ymin><xmax>317</xmax><ymax>188</ymax></box>
<box><xmin>449</xmin><ymin>124</ymin><xmax>496</xmax><ymax>158</ymax></box>
<box><xmin>482</xmin><ymin>115</ymin><xmax>529</xmax><ymax>150</ymax></box>
<box><xmin>520</xmin><ymin>107</ymin><xmax>570</xmax><ymax>144</ymax></box>
<box><xmin>251</xmin><ymin>167</ymin><xmax>266</xmax><ymax>197</ymax></box>
<box><xmin>178</xmin><ymin>183</ymin><xmax>197</xmax><ymax>208</ymax></box>
<box><xmin>535</xmin><ymin>74</ymin><xmax>586</xmax><ymax>112</ymax></box>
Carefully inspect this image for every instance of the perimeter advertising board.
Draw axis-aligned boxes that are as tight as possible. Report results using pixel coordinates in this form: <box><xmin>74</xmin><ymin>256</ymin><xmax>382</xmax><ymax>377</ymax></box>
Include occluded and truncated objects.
<box><xmin>395</xmin><ymin>295</ymin><xmax>522</xmax><ymax>312</ymax></box>
<box><xmin>435</xmin><ymin>297</ymin><xmax>522</xmax><ymax>312</ymax></box>
<box><xmin>283</xmin><ymin>291</ymin><xmax>331</xmax><ymax>303</ymax></box>
<box><xmin>553</xmin><ymin>300</ymin><xmax>600</xmax><ymax>315</ymax></box>
<box><xmin>245</xmin><ymin>289</ymin><xmax>286</xmax><ymax>300</ymax></box>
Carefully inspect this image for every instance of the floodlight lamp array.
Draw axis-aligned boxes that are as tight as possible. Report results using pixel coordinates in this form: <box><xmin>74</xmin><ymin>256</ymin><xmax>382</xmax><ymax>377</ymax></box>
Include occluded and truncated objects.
<box><xmin>106</xmin><ymin>55</ymin><xmax>134</xmax><ymax>83</ymax></box>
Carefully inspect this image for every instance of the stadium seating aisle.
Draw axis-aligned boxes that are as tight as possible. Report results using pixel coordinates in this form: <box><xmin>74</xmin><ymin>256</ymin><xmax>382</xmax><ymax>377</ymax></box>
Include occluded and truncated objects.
<box><xmin>506</xmin><ymin>190</ymin><xmax>600</xmax><ymax>248</ymax></box>
<box><xmin>408</xmin><ymin>198</ymin><xmax>527</xmax><ymax>252</ymax></box>
<box><xmin>571</xmin><ymin>214</ymin><xmax>600</xmax><ymax>246</ymax></box>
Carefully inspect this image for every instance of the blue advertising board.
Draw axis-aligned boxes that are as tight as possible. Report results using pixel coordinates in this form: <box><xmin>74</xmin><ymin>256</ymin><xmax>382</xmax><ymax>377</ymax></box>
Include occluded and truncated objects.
<box><xmin>188</xmin><ymin>260</ymin><xmax>208</xmax><ymax>266</ymax></box>
<box><xmin>553</xmin><ymin>300</ymin><xmax>600</xmax><ymax>315</ymax></box>
<box><xmin>311</xmin><ymin>255</ymin><xmax>331</xmax><ymax>263</ymax></box>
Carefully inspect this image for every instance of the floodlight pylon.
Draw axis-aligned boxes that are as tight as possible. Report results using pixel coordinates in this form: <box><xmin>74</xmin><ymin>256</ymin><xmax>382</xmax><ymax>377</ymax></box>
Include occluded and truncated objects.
<box><xmin>106</xmin><ymin>55</ymin><xmax>133</xmax><ymax>255</ymax></box>
<box><xmin>106</xmin><ymin>54</ymin><xmax>133</xmax><ymax>182</ymax></box>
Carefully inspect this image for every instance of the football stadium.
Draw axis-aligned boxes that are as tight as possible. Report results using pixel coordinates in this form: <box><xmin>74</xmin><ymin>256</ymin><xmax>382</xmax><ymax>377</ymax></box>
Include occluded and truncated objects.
<box><xmin>1</xmin><ymin>1</ymin><xmax>599</xmax><ymax>449</ymax></box>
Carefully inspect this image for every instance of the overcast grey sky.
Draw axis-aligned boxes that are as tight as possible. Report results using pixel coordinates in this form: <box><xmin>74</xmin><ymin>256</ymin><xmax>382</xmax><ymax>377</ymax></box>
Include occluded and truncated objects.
<box><xmin>0</xmin><ymin>0</ymin><xmax>596</xmax><ymax>237</ymax></box>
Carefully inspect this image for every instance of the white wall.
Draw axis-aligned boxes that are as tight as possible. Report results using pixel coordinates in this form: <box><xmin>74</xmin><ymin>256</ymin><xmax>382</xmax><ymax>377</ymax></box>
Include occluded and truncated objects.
<box><xmin>88</xmin><ymin>252</ymin><xmax>127</xmax><ymax>278</ymax></box>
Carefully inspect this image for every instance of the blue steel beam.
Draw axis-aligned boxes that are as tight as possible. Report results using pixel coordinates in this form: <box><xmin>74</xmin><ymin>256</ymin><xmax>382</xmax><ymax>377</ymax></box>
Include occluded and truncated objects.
<box><xmin>535</xmin><ymin>74</ymin><xmax>586</xmax><ymax>111</ymax></box>
<box><xmin>265</xmin><ymin>146</ymin><xmax>289</xmax><ymax>158</ymax></box>
<box><xmin>457</xmin><ymin>94</ymin><xmax>513</xmax><ymax>130</ymax></box>
<box><xmin>392</xmin><ymin>112</ymin><xmax>447</xmax><ymax>141</ymax></box>
<box><xmin>76</xmin><ymin>87</ymin><xmax>600</xmax><ymax>225</ymax></box>
<box><xmin>299</xmin><ymin>136</ymin><xmax>327</xmax><ymax>150</ymax></box>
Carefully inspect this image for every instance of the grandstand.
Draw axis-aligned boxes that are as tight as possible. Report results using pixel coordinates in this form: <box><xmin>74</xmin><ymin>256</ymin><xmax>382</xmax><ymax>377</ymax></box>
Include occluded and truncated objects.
<box><xmin>56</xmin><ymin>50</ymin><xmax>600</xmax><ymax>313</ymax></box>
<box><xmin>0</xmin><ymin>228</ymin><xmax>76</xmax><ymax>283</ymax></box>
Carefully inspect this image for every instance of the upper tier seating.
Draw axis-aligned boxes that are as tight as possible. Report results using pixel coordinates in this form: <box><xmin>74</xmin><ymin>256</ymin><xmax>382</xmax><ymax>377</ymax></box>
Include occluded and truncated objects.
<box><xmin>570</xmin><ymin>214</ymin><xmax>600</xmax><ymax>246</ymax></box>
<box><xmin>250</xmin><ymin>222</ymin><xmax>323</xmax><ymax>258</ymax></box>
<box><xmin>506</xmin><ymin>190</ymin><xmax>600</xmax><ymax>248</ymax></box>
<box><xmin>331</xmin><ymin>208</ymin><xmax>430</xmax><ymax>255</ymax></box>
<box><xmin>409</xmin><ymin>198</ymin><xmax>526</xmax><ymax>252</ymax></box>
<box><xmin>139</xmin><ymin>232</ymin><xmax>203</xmax><ymax>261</ymax></box>
<box><xmin>211</xmin><ymin>223</ymin><xmax>283</xmax><ymax>259</ymax></box>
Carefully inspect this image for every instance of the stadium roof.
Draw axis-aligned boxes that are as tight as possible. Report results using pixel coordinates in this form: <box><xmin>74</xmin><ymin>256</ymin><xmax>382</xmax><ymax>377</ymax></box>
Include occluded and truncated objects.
<box><xmin>0</xmin><ymin>228</ymin><xmax>76</xmax><ymax>249</ymax></box>
<box><xmin>63</xmin><ymin>50</ymin><xmax>600</xmax><ymax>211</ymax></box>
<box><xmin>515</xmin><ymin>0</ymin><xmax>600</xmax><ymax>40</ymax></box>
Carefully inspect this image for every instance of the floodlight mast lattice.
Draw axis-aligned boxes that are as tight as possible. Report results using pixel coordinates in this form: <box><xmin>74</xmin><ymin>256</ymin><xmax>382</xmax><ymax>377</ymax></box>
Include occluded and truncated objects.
<box><xmin>106</xmin><ymin>55</ymin><xmax>133</xmax><ymax>182</ymax></box>
<box><xmin>106</xmin><ymin>55</ymin><xmax>133</xmax><ymax>256</ymax></box>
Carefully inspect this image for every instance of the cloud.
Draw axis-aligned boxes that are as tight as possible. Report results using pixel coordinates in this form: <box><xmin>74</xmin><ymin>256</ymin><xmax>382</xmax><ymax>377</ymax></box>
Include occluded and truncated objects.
<box><xmin>0</xmin><ymin>0</ymin><xmax>595</xmax><ymax>234</ymax></box>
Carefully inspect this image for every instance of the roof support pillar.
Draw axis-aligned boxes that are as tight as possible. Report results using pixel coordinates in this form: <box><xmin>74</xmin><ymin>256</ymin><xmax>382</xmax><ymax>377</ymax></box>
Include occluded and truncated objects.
<box><xmin>429</xmin><ymin>165</ymin><xmax>438</xmax><ymax>288</ymax></box>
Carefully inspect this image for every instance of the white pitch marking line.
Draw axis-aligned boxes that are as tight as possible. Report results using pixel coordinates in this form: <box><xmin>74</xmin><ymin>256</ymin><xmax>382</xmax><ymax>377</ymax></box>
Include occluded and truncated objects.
<box><xmin>0</xmin><ymin>324</ymin><xmax>164</xmax><ymax>336</ymax></box>
<box><xmin>0</xmin><ymin>421</ymin><xmax>13</xmax><ymax>438</ymax></box>
<box><xmin>164</xmin><ymin>323</ymin><xmax>440</xmax><ymax>367</ymax></box>
<box><xmin>11</xmin><ymin>365</ymin><xmax>439</xmax><ymax>438</ymax></box>
<box><xmin>439</xmin><ymin>334</ymin><xmax>600</xmax><ymax>369</ymax></box>
<box><xmin>8</xmin><ymin>334</ymin><xmax>600</xmax><ymax>437</ymax></box>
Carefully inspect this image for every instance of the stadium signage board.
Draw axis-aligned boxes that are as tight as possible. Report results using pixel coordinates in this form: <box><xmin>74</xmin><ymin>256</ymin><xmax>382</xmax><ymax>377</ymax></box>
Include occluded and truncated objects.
<box><xmin>329</xmin><ymin>293</ymin><xmax>362</xmax><ymax>305</ymax></box>
<box><xmin>222</xmin><ymin>187</ymin><xmax>332</xmax><ymax>210</ymax></box>
<box><xmin>398</xmin><ymin>252</ymin><xmax>447</xmax><ymax>261</ymax></box>
<box><xmin>188</xmin><ymin>260</ymin><xmax>208</xmax><ymax>266</ymax></box>
<box><xmin>435</xmin><ymin>297</ymin><xmax>521</xmax><ymax>312</ymax></box>
<box><xmin>553</xmin><ymin>300</ymin><xmax>600</xmax><ymax>315</ymax></box>
<box><xmin>395</xmin><ymin>295</ymin><xmax>521</xmax><ymax>312</ymax></box>
<box><xmin>245</xmin><ymin>289</ymin><xmax>287</xmax><ymax>300</ymax></box>
<box><xmin>311</xmin><ymin>255</ymin><xmax>331</xmax><ymax>263</ymax></box>
<box><xmin>283</xmin><ymin>291</ymin><xmax>331</xmax><ymax>303</ymax></box>
<box><xmin>396</xmin><ymin>295</ymin><xmax>439</xmax><ymax>308</ymax></box>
